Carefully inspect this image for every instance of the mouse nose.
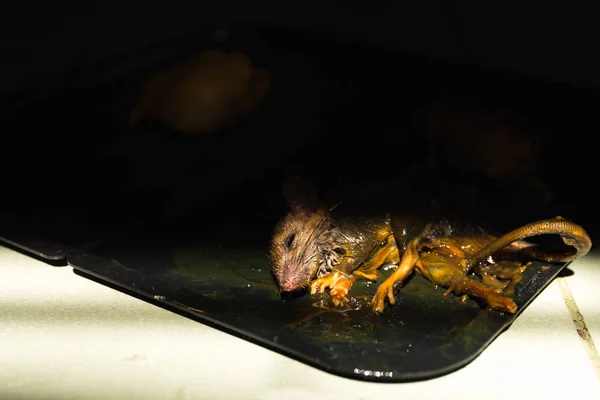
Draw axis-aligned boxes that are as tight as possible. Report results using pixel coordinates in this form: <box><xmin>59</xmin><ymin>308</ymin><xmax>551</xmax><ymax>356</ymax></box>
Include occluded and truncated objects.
<box><xmin>281</xmin><ymin>280</ymin><xmax>297</xmax><ymax>292</ymax></box>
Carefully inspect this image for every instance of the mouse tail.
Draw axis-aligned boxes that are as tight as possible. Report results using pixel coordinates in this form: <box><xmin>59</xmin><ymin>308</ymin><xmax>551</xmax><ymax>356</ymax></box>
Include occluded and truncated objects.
<box><xmin>465</xmin><ymin>216</ymin><xmax>592</xmax><ymax>269</ymax></box>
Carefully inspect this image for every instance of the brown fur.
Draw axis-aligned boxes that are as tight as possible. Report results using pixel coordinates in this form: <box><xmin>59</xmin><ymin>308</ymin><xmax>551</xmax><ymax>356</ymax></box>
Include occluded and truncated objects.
<box><xmin>270</xmin><ymin>207</ymin><xmax>330</xmax><ymax>292</ymax></box>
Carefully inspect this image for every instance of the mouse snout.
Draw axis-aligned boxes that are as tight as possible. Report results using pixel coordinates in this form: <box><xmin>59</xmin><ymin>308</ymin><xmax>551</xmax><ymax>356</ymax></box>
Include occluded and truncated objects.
<box><xmin>281</xmin><ymin>279</ymin><xmax>303</xmax><ymax>293</ymax></box>
<box><xmin>278</xmin><ymin>267</ymin><xmax>310</xmax><ymax>293</ymax></box>
<box><xmin>276</xmin><ymin>257</ymin><xmax>313</xmax><ymax>293</ymax></box>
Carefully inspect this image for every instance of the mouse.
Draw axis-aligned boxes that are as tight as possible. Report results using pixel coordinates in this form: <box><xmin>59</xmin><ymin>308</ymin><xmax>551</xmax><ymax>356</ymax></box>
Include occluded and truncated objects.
<box><xmin>268</xmin><ymin>175</ymin><xmax>592</xmax><ymax>314</ymax></box>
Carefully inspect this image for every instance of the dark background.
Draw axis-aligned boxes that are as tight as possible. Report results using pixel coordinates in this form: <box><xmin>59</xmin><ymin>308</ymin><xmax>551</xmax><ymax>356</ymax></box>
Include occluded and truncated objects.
<box><xmin>2</xmin><ymin>1</ymin><xmax>599</xmax><ymax>99</ymax></box>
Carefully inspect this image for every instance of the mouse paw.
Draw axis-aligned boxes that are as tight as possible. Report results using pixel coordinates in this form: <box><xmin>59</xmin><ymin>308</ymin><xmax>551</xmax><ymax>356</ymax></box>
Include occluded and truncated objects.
<box><xmin>330</xmin><ymin>278</ymin><xmax>353</xmax><ymax>306</ymax></box>
<box><xmin>372</xmin><ymin>278</ymin><xmax>398</xmax><ymax>313</ymax></box>
<box><xmin>310</xmin><ymin>271</ymin><xmax>345</xmax><ymax>295</ymax></box>
<box><xmin>486</xmin><ymin>292</ymin><xmax>518</xmax><ymax>314</ymax></box>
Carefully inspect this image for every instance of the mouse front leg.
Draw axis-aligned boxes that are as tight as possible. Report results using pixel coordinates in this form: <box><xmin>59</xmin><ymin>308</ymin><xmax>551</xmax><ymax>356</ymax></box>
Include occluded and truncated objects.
<box><xmin>353</xmin><ymin>233</ymin><xmax>400</xmax><ymax>281</ymax></box>
<box><xmin>311</xmin><ymin>234</ymin><xmax>400</xmax><ymax>306</ymax></box>
<box><xmin>310</xmin><ymin>261</ymin><xmax>377</xmax><ymax>307</ymax></box>
<box><xmin>332</xmin><ymin>234</ymin><xmax>401</xmax><ymax>305</ymax></box>
<box><xmin>310</xmin><ymin>258</ymin><xmax>358</xmax><ymax>306</ymax></box>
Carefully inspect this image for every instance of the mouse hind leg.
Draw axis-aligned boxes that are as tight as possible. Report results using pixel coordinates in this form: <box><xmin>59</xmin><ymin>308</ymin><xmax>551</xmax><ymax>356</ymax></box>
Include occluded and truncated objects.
<box><xmin>417</xmin><ymin>251</ymin><xmax>518</xmax><ymax>313</ymax></box>
<box><xmin>472</xmin><ymin>259</ymin><xmax>531</xmax><ymax>293</ymax></box>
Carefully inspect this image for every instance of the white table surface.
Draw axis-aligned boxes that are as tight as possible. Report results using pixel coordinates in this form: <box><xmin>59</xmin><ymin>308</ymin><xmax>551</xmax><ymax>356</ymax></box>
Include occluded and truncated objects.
<box><xmin>1</xmin><ymin>242</ymin><xmax>599</xmax><ymax>400</ymax></box>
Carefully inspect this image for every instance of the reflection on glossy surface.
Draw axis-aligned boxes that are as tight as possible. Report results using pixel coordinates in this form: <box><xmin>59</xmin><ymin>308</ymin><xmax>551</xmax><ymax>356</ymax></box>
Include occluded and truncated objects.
<box><xmin>169</xmin><ymin>243</ymin><xmax>485</xmax><ymax>355</ymax></box>
<box><xmin>70</xmin><ymin>225</ymin><xmax>564</xmax><ymax>382</ymax></box>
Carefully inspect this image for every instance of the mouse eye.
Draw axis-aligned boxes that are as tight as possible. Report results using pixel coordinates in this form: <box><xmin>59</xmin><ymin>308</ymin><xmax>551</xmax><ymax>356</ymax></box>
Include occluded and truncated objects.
<box><xmin>285</xmin><ymin>233</ymin><xmax>296</xmax><ymax>249</ymax></box>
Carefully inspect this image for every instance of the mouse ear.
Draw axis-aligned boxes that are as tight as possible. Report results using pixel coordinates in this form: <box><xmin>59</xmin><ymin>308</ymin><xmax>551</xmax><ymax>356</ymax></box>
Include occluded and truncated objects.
<box><xmin>282</xmin><ymin>175</ymin><xmax>318</xmax><ymax>214</ymax></box>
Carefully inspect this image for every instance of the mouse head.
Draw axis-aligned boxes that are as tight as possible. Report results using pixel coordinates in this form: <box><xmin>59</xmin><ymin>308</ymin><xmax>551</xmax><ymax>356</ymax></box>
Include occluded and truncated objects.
<box><xmin>269</xmin><ymin>175</ymin><xmax>330</xmax><ymax>293</ymax></box>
